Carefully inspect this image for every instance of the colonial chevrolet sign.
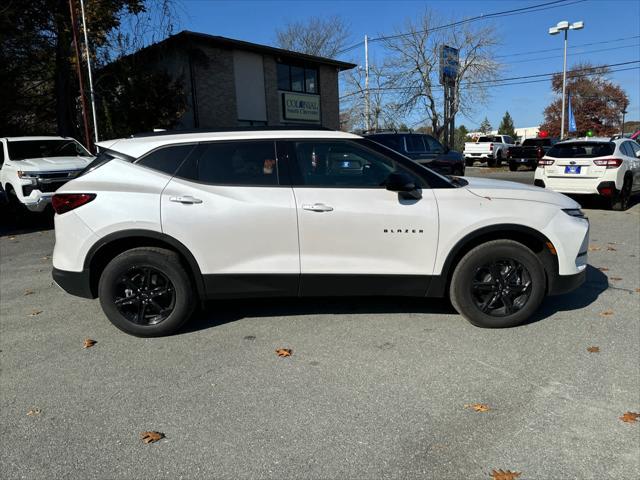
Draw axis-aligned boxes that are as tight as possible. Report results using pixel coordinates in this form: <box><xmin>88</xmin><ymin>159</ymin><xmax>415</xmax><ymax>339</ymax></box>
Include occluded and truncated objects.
<box><xmin>282</xmin><ymin>92</ymin><xmax>320</xmax><ymax>122</ymax></box>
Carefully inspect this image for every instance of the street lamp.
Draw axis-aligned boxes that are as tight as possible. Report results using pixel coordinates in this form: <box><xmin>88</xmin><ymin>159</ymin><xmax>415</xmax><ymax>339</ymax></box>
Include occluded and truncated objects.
<box><xmin>549</xmin><ymin>20</ymin><xmax>584</xmax><ymax>139</ymax></box>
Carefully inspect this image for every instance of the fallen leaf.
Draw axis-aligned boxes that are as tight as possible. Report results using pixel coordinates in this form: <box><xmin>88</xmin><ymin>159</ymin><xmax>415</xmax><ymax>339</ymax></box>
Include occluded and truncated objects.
<box><xmin>600</xmin><ymin>310</ymin><xmax>614</xmax><ymax>317</ymax></box>
<box><xmin>83</xmin><ymin>338</ymin><xmax>97</xmax><ymax>349</ymax></box>
<box><xmin>275</xmin><ymin>348</ymin><xmax>292</xmax><ymax>357</ymax></box>
<box><xmin>23</xmin><ymin>289</ymin><xmax>34</xmax><ymax>296</ymax></box>
<box><xmin>635</xmin><ymin>288</ymin><xmax>640</xmax><ymax>293</ymax></box>
<box><xmin>26</xmin><ymin>408</ymin><xmax>41</xmax><ymax>416</ymax></box>
<box><xmin>8</xmin><ymin>236</ymin><xmax>16</xmax><ymax>240</ymax></box>
<box><xmin>28</xmin><ymin>310</ymin><xmax>43</xmax><ymax>317</ymax></box>
<box><xmin>597</xmin><ymin>267</ymin><xmax>609</xmax><ymax>272</ymax></box>
<box><xmin>607</xmin><ymin>246</ymin><xmax>617</xmax><ymax>251</ymax></box>
<box><xmin>465</xmin><ymin>403</ymin><xmax>490</xmax><ymax>412</ymax></box>
<box><xmin>490</xmin><ymin>470</ymin><xmax>522</xmax><ymax>480</ymax></box>
<box><xmin>42</xmin><ymin>255</ymin><xmax>50</xmax><ymax>260</ymax></box>
<box><xmin>140</xmin><ymin>431</ymin><xmax>165</xmax><ymax>443</ymax></box>
<box><xmin>619</xmin><ymin>412</ymin><xmax>639</xmax><ymax>423</ymax></box>
<box><xmin>588</xmin><ymin>244</ymin><xmax>601</xmax><ymax>252</ymax></box>
<box><xmin>609</xmin><ymin>277</ymin><xmax>622</xmax><ymax>281</ymax></box>
<box><xmin>587</xmin><ymin>346</ymin><xmax>600</xmax><ymax>353</ymax></box>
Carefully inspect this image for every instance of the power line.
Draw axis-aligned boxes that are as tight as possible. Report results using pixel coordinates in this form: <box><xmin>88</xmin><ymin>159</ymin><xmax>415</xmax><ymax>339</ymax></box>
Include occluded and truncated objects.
<box><xmin>504</xmin><ymin>43</ymin><xmax>640</xmax><ymax>65</ymax></box>
<box><xmin>339</xmin><ymin>61</ymin><xmax>640</xmax><ymax>100</ymax></box>
<box><xmin>335</xmin><ymin>0</ymin><xmax>585</xmax><ymax>56</ymax></box>
<box><xmin>495</xmin><ymin>34</ymin><xmax>640</xmax><ymax>58</ymax></box>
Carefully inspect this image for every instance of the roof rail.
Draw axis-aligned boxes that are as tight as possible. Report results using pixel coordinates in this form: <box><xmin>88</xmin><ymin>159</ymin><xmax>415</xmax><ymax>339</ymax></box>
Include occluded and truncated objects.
<box><xmin>130</xmin><ymin>126</ymin><xmax>336</xmax><ymax>138</ymax></box>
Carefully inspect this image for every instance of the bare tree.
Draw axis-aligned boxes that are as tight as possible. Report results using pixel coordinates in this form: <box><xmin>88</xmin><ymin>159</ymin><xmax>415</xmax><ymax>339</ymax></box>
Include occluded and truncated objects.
<box><xmin>383</xmin><ymin>9</ymin><xmax>501</xmax><ymax>140</ymax></box>
<box><xmin>275</xmin><ymin>15</ymin><xmax>350</xmax><ymax>58</ymax></box>
<box><xmin>342</xmin><ymin>63</ymin><xmax>401</xmax><ymax>132</ymax></box>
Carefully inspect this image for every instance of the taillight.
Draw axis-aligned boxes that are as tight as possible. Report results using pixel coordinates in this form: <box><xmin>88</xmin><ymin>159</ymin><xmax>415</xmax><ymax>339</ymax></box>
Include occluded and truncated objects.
<box><xmin>51</xmin><ymin>193</ymin><xmax>96</xmax><ymax>214</ymax></box>
<box><xmin>593</xmin><ymin>158</ymin><xmax>623</xmax><ymax>169</ymax></box>
<box><xmin>490</xmin><ymin>143</ymin><xmax>494</xmax><ymax>151</ymax></box>
<box><xmin>538</xmin><ymin>159</ymin><xmax>554</xmax><ymax>167</ymax></box>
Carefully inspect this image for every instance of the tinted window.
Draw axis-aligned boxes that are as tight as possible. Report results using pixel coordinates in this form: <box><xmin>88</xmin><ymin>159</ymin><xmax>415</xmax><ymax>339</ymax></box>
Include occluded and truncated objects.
<box><xmin>477</xmin><ymin>136</ymin><xmax>498</xmax><ymax>143</ymax></box>
<box><xmin>547</xmin><ymin>142</ymin><xmax>615</xmax><ymax>158</ymax></box>
<box><xmin>290</xmin><ymin>66</ymin><xmax>305</xmax><ymax>92</ymax></box>
<box><xmin>424</xmin><ymin>135</ymin><xmax>443</xmax><ymax>153</ymax></box>
<box><xmin>405</xmin><ymin>135</ymin><xmax>426</xmax><ymax>153</ymax></box>
<box><xmin>621</xmin><ymin>142</ymin><xmax>635</xmax><ymax>157</ymax></box>
<box><xmin>504</xmin><ymin>136</ymin><xmax>514</xmax><ymax>144</ymax></box>
<box><xmin>178</xmin><ymin>141</ymin><xmax>278</xmax><ymax>186</ymax></box>
<box><xmin>522</xmin><ymin>138</ymin><xmax>551</xmax><ymax>147</ymax></box>
<box><xmin>7</xmin><ymin>139</ymin><xmax>91</xmax><ymax>160</ymax></box>
<box><xmin>290</xmin><ymin>140</ymin><xmax>426</xmax><ymax>188</ymax></box>
<box><xmin>305</xmin><ymin>68</ymin><xmax>318</xmax><ymax>93</ymax></box>
<box><xmin>136</xmin><ymin>144</ymin><xmax>195</xmax><ymax>175</ymax></box>
<box><xmin>277</xmin><ymin>63</ymin><xmax>290</xmax><ymax>90</ymax></box>
<box><xmin>629</xmin><ymin>141</ymin><xmax>640</xmax><ymax>155</ymax></box>
<box><xmin>367</xmin><ymin>135</ymin><xmax>403</xmax><ymax>152</ymax></box>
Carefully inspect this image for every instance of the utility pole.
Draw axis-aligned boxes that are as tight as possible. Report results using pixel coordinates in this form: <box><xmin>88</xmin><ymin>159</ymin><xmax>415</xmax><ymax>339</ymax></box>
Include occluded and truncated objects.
<box><xmin>79</xmin><ymin>0</ymin><xmax>99</xmax><ymax>144</ymax></box>
<box><xmin>364</xmin><ymin>34</ymin><xmax>370</xmax><ymax>132</ymax></box>
<box><xmin>68</xmin><ymin>0</ymin><xmax>93</xmax><ymax>152</ymax></box>
<box><xmin>549</xmin><ymin>20</ymin><xmax>584</xmax><ymax>140</ymax></box>
<box><xmin>621</xmin><ymin>109</ymin><xmax>627</xmax><ymax>137</ymax></box>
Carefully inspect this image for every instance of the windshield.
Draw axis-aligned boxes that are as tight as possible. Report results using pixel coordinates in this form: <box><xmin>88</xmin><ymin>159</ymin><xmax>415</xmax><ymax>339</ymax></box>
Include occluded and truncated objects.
<box><xmin>7</xmin><ymin>139</ymin><xmax>91</xmax><ymax>161</ymax></box>
<box><xmin>547</xmin><ymin>142</ymin><xmax>615</xmax><ymax>158</ymax></box>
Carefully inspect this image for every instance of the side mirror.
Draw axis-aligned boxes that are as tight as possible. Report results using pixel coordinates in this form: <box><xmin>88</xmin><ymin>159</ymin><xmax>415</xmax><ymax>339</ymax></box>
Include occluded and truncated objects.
<box><xmin>385</xmin><ymin>172</ymin><xmax>422</xmax><ymax>199</ymax></box>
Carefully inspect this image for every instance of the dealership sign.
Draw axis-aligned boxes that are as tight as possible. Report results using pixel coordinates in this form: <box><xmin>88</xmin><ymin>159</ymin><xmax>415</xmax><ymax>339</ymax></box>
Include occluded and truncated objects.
<box><xmin>282</xmin><ymin>92</ymin><xmax>320</xmax><ymax>122</ymax></box>
<box><xmin>439</xmin><ymin>45</ymin><xmax>459</xmax><ymax>85</ymax></box>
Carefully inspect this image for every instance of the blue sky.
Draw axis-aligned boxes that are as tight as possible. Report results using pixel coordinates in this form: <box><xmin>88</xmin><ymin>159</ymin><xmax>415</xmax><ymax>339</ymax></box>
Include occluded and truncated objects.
<box><xmin>179</xmin><ymin>0</ymin><xmax>640</xmax><ymax>129</ymax></box>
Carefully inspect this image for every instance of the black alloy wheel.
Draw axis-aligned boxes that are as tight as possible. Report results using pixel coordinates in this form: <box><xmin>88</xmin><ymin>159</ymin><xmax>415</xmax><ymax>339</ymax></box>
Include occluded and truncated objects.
<box><xmin>113</xmin><ymin>266</ymin><xmax>176</xmax><ymax>325</ymax></box>
<box><xmin>470</xmin><ymin>259</ymin><xmax>532</xmax><ymax>317</ymax></box>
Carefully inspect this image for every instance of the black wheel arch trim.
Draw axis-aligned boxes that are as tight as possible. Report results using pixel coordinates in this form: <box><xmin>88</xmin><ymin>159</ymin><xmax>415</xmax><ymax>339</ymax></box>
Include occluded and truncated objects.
<box><xmin>426</xmin><ymin>224</ymin><xmax>558</xmax><ymax>297</ymax></box>
<box><xmin>83</xmin><ymin>229</ymin><xmax>206</xmax><ymax>301</ymax></box>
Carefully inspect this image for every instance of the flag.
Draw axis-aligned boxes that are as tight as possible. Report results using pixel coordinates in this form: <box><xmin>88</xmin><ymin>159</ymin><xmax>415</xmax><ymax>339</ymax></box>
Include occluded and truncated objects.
<box><xmin>568</xmin><ymin>93</ymin><xmax>577</xmax><ymax>133</ymax></box>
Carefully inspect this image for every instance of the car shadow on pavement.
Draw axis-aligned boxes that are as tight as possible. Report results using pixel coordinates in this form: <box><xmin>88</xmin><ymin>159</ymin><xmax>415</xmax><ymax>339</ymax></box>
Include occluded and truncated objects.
<box><xmin>182</xmin><ymin>265</ymin><xmax>608</xmax><ymax>334</ymax></box>
<box><xmin>182</xmin><ymin>296</ymin><xmax>456</xmax><ymax>334</ymax></box>
<box><xmin>526</xmin><ymin>265</ymin><xmax>608</xmax><ymax>325</ymax></box>
<box><xmin>0</xmin><ymin>208</ymin><xmax>54</xmax><ymax>237</ymax></box>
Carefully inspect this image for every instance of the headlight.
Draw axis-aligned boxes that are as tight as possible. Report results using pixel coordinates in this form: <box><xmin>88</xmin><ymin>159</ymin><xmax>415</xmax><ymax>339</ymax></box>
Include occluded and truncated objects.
<box><xmin>17</xmin><ymin>171</ymin><xmax>38</xmax><ymax>179</ymax></box>
<box><xmin>563</xmin><ymin>208</ymin><xmax>585</xmax><ymax>218</ymax></box>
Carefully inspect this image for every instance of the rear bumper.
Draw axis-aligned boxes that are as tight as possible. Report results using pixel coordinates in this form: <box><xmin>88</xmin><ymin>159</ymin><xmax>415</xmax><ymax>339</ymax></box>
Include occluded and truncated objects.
<box><xmin>52</xmin><ymin>267</ymin><xmax>95</xmax><ymax>299</ymax></box>
<box><xmin>548</xmin><ymin>268</ymin><xmax>586</xmax><ymax>296</ymax></box>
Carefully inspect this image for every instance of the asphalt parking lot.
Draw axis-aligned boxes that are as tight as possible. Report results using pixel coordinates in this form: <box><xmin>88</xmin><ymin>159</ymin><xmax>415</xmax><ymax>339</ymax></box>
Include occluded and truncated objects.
<box><xmin>1</xmin><ymin>168</ymin><xmax>639</xmax><ymax>480</ymax></box>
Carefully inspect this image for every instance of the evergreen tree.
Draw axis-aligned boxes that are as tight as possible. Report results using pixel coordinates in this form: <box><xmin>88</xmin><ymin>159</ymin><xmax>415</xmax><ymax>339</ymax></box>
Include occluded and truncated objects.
<box><xmin>454</xmin><ymin>125</ymin><xmax>469</xmax><ymax>152</ymax></box>
<box><xmin>479</xmin><ymin>117</ymin><xmax>492</xmax><ymax>134</ymax></box>
<box><xmin>498</xmin><ymin>111</ymin><xmax>516</xmax><ymax>138</ymax></box>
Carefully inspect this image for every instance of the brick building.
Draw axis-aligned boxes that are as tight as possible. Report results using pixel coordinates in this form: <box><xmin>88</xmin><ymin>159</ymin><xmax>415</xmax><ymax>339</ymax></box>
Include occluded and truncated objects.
<box><xmin>121</xmin><ymin>31</ymin><xmax>355</xmax><ymax>130</ymax></box>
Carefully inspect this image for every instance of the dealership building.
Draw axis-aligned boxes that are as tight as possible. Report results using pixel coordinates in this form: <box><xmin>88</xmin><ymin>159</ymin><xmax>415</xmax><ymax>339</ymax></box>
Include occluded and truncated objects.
<box><xmin>122</xmin><ymin>31</ymin><xmax>355</xmax><ymax>130</ymax></box>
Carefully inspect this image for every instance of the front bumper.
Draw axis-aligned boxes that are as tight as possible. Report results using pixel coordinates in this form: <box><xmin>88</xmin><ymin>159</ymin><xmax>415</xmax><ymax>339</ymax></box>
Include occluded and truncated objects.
<box><xmin>52</xmin><ymin>268</ymin><xmax>95</xmax><ymax>299</ymax></box>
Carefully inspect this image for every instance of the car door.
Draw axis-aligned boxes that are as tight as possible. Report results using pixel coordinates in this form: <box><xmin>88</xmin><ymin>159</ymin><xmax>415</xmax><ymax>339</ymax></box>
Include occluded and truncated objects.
<box><xmin>623</xmin><ymin>141</ymin><xmax>640</xmax><ymax>191</ymax></box>
<box><xmin>284</xmin><ymin>139</ymin><xmax>439</xmax><ymax>297</ymax></box>
<box><xmin>161</xmin><ymin>140</ymin><xmax>300</xmax><ymax>298</ymax></box>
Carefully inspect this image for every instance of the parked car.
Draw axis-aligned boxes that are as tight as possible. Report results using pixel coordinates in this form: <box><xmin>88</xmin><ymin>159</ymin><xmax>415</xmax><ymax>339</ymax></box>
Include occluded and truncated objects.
<box><xmin>464</xmin><ymin>135</ymin><xmax>515</xmax><ymax>167</ymax></box>
<box><xmin>507</xmin><ymin>137</ymin><xmax>559</xmax><ymax>171</ymax></box>
<box><xmin>0</xmin><ymin>136</ymin><xmax>94</xmax><ymax>213</ymax></box>
<box><xmin>534</xmin><ymin>137</ymin><xmax>640</xmax><ymax>210</ymax></box>
<box><xmin>363</xmin><ymin>131</ymin><xmax>465</xmax><ymax>176</ymax></box>
<box><xmin>52</xmin><ymin>128</ymin><xmax>588</xmax><ymax>337</ymax></box>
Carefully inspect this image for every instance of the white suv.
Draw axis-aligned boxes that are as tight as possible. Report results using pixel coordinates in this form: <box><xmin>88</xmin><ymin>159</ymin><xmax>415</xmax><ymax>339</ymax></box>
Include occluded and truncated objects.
<box><xmin>534</xmin><ymin>137</ymin><xmax>640</xmax><ymax>210</ymax></box>
<box><xmin>52</xmin><ymin>129</ymin><xmax>589</xmax><ymax>336</ymax></box>
<box><xmin>1</xmin><ymin>136</ymin><xmax>94</xmax><ymax>213</ymax></box>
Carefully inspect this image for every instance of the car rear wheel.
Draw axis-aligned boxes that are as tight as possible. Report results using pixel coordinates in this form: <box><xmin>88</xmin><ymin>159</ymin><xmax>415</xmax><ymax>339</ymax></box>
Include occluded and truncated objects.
<box><xmin>610</xmin><ymin>177</ymin><xmax>632</xmax><ymax>211</ymax></box>
<box><xmin>508</xmin><ymin>162</ymin><xmax>518</xmax><ymax>172</ymax></box>
<box><xmin>98</xmin><ymin>247</ymin><xmax>196</xmax><ymax>337</ymax></box>
<box><xmin>465</xmin><ymin>158</ymin><xmax>475</xmax><ymax>167</ymax></box>
<box><xmin>495</xmin><ymin>151</ymin><xmax>503</xmax><ymax>167</ymax></box>
<box><xmin>487</xmin><ymin>156</ymin><xmax>497</xmax><ymax>168</ymax></box>
<box><xmin>449</xmin><ymin>240</ymin><xmax>546</xmax><ymax>328</ymax></box>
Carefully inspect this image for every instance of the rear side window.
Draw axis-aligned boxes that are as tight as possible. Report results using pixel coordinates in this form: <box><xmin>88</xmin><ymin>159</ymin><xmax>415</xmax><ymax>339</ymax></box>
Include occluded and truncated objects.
<box><xmin>620</xmin><ymin>142</ymin><xmax>635</xmax><ymax>157</ymax></box>
<box><xmin>547</xmin><ymin>142</ymin><xmax>615</xmax><ymax>158</ymax></box>
<box><xmin>405</xmin><ymin>135</ymin><xmax>426</xmax><ymax>153</ymax></box>
<box><xmin>177</xmin><ymin>141</ymin><xmax>278</xmax><ymax>186</ymax></box>
<box><xmin>424</xmin><ymin>135</ymin><xmax>443</xmax><ymax>153</ymax></box>
<box><xmin>367</xmin><ymin>135</ymin><xmax>403</xmax><ymax>152</ymax></box>
<box><xmin>78</xmin><ymin>150</ymin><xmax>119</xmax><ymax>177</ymax></box>
<box><xmin>136</xmin><ymin>144</ymin><xmax>196</xmax><ymax>176</ymax></box>
<box><xmin>629</xmin><ymin>141</ymin><xmax>640</xmax><ymax>156</ymax></box>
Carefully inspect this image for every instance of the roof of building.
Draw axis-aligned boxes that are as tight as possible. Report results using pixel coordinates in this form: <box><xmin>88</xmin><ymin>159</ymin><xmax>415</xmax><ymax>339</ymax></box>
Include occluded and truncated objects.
<box><xmin>127</xmin><ymin>30</ymin><xmax>356</xmax><ymax>71</ymax></box>
<box><xmin>97</xmin><ymin>128</ymin><xmax>362</xmax><ymax>158</ymax></box>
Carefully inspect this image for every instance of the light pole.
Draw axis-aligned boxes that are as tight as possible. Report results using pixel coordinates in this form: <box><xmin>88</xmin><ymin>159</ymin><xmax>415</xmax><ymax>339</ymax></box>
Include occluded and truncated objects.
<box><xmin>549</xmin><ymin>20</ymin><xmax>584</xmax><ymax>139</ymax></box>
<box><xmin>621</xmin><ymin>109</ymin><xmax>627</xmax><ymax>137</ymax></box>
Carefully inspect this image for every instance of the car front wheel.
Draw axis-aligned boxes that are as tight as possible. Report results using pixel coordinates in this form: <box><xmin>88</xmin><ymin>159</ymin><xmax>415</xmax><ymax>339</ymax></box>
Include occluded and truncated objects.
<box><xmin>449</xmin><ymin>240</ymin><xmax>546</xmax><ymax>328</ymax></box>
<box><xmin>98</xmin><ymin>247</ymin><xmax>196</xmax><ymax>337</ymax></box>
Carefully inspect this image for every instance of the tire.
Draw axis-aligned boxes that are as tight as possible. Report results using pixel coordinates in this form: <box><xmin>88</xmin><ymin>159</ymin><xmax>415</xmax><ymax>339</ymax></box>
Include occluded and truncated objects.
<box><xmin>6</xmin><ymin>186</ymin><xmax>28</xmax><ymax>223</ymax></box>
<box><xmin>495</xmin><ymin>151</ymin><xmax>503</xmax><ymax>167</ymax></box>
<box><xmin>487</xmin><ymin>156</ymin><xmax>497</xmax><ymax>168</ymax></box>
<box><xmin>465</xmin><ymin>158</ymin><xmax>475</xmax><ymax>167</ymax></box>
<box><xmin>452</xmin><ymin>166</ymin><xmax>464</xmax><ymax>176</ymax></box>
<box><xmin>610</xmin><ymin>176</ymin><xmax>632</xmax><ymax>211</ymax></box>
<box><xmin>449</xmin><ymin>240</ymin><xmax>546</xmax><ymax>328</ymax></box>
<box><xmin>98</xmin><ymin>247</ymin><xmax>196</xmax><ymax>337</ymax></box>
<box><xmin>508</xmin><ymin>162</ymin><xmax>518</xmax><ymax>172</ymax></box>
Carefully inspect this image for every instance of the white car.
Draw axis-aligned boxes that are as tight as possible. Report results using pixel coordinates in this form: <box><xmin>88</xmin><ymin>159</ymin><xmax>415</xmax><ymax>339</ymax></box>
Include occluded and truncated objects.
<box><xmin>463</xmin><ymin>134</ymin><xmax>515</xmax><ymax>167</ymax></box>
<box><xmin>0</xmin><ymin>136</ymin><xmax>94</xmax><ymax>213</ymax></box>
<box><xmin>51</xmin><ymin>129</ymin><xmax>589</xmax><ymax>337</ymax></box>
<box><xmin>534</xmin><ymin>137</ymin><xmax>640</xmax><ymax>210</ymax></box>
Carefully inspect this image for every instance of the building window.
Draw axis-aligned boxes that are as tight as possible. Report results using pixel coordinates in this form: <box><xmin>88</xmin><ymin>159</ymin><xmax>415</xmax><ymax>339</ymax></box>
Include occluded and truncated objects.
<box><xmin>277</xmin><ymin>63</ymin><xmax>319</xmax><ymax>94</ymax></box>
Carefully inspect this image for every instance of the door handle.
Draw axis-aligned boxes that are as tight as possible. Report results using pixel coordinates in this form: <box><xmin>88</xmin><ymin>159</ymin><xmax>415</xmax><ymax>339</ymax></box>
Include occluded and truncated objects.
<box><xmin>302</xmin><ymin>203</ymin><xmax>334</xmax><ymax>212</ymax></box>
<box><xmin>169</xmin><ymin>195</ymin><xmax>202</xmax><ymax>204</ymax></box>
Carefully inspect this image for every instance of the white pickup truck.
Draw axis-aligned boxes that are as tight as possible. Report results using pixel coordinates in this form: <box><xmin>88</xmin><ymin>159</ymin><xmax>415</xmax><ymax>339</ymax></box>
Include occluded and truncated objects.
<box><xmin>464</xmin><ymin>134</ymin><xmax>515</xmax><ymax>167</ymax></box>
<box><xmin>1</xmin><ymin>136</ymin><xmax>94</xmax><ymax>213</ymax></box>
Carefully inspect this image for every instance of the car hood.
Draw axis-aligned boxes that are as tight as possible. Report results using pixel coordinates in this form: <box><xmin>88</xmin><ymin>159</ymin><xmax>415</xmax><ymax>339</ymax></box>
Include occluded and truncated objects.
<box><xmin>462</xmin><ymin>176</ymin><xmax>579</xmax><ymax>208</ymax></box>
<box><xmin>13</xmin><ymin>156</ymin><xmax>94</xmax><ymax>171</ymax></box>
